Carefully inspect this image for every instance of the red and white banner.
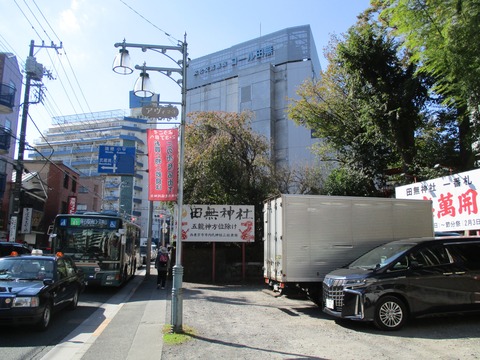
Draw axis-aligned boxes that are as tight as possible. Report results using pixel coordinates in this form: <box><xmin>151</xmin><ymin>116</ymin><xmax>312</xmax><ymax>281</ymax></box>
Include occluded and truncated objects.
<box><xmin>68</xmin><ymin>196</ymin><xmax>77</xmax><ymax>214</ymax></box>
<box><xmin>395</xmin><ymin>168</ymin><xmax>480</xmax><ymax>232</ymax></box>
<box><xmin>174</xmin><ymin>204</ymin><xmax>255</xmax><ymax>242</ymax></box>
<box><xmin>147</xmin><ymin>128</ymin><xmax>179</xmax><ymax>201</ymax></box>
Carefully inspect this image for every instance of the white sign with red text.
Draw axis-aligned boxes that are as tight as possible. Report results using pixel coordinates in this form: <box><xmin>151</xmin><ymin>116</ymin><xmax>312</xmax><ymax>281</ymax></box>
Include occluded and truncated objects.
<box><xmin>176</xmin><ymin>204</ymin><xmax>255</xmax><ymax>242</ymax></box>
<box><xmin>395</xmin><ymin>169</ymin><xmax>480</xmax><ymax>232</ymax></box>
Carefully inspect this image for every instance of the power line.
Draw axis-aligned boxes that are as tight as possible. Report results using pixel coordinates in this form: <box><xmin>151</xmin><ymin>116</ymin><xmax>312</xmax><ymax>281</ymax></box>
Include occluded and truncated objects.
<box><xmin>119</xmin><ymin>0</ymin><xmax>179</xmax><ymax>45</ymax></box>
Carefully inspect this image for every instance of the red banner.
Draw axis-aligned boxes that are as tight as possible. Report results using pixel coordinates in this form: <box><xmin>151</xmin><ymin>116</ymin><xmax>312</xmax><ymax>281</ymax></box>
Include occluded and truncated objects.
<box><xmin>147</xmin><ymin>128</ymin><xmax>179</xmax><ymax>201</ymax></box>
<box><xmin>68</xmin><ymin>196</ymin><xmax>77</xmax><ymax>214</ymax></box>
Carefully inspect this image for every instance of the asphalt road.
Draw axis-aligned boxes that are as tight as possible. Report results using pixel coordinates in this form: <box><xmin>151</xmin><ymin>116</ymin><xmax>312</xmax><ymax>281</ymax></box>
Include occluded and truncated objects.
<box><xmin>0</xmin><ymin>276</ymin><xmax>131</xmax><ymax>360</ymax></box>
<box><xmin>2</xmin><ymin>272</ymin><xmax>480</xmax><ymax>360</ymax></box>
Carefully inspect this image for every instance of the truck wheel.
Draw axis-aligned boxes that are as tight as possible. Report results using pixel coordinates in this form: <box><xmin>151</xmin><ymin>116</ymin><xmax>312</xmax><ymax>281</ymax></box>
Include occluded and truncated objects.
<box><xmin>373</xmin><ymin>296</ymin><xmax>407</xmax><ymax>331</ymax></box>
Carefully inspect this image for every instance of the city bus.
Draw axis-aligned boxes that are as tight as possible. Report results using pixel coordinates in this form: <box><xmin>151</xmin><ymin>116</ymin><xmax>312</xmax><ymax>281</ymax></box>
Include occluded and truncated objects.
<box><xmin>49</xmin><ymin>212</ymin><xmax>141</xmax><ymax>287</ymax></box>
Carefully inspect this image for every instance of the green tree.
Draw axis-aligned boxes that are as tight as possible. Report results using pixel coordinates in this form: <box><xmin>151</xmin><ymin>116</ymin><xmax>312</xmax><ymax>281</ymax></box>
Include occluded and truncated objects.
<box><xmin>289</xmin><ymin>11</ymin><xmax>434</xmax><ymax>194</ymax></box>
<box><xmin>377</xmin><ymin>0</ymin><xmax>480</xmax><ymax>169</ymax></box>
<box><xmin>184</xmin><ymin>110</ymin><xmax>276</xmax><ymax>208</ymax></box>
<box><xmin>182</xmin><ymin>111</ymin><xmax>277</xmax><ymax>266</ymax></box>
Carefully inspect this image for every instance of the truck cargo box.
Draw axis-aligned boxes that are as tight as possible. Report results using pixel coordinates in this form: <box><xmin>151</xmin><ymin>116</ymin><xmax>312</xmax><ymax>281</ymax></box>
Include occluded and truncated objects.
<box><xmin>263</xmin><ymin>195</ymin><xmax>433</xmax><ymax>300</ymax></box>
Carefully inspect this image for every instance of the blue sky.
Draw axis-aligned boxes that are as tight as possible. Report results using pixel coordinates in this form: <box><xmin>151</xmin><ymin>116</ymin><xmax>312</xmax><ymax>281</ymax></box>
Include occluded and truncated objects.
<box><xmin>0</xmin><ymin>0</ymin><xmax>371</xmax><ymax>144</ymax></box>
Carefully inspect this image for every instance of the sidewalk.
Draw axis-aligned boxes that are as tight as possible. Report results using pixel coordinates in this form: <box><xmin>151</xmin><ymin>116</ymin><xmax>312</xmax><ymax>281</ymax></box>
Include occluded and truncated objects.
<box><xmin>41</xmin><ymin>267</ymin><xmax>168</xmax><ymax>360</ymax></box>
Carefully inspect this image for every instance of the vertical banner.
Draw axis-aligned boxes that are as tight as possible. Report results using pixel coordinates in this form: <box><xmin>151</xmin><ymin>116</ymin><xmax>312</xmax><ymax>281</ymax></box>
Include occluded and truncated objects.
<box><xmin>68</xmin><ymin>196</ymin><xmax>77</xmax><ymax>214</ymax></box>
<box><xmin>20</xmin><ymin>208</ymin><xmax>33</xmax><ymax>234</ymax></box>
<box><xmin>147</xmin><ymin>128</ymin><xmax>179</xmax><ymax>201</ymax></box>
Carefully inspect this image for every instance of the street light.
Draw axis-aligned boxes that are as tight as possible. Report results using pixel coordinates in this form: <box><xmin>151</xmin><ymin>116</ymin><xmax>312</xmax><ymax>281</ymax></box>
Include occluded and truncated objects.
<box><xmin>113</xmin><ymin>35</ymin><xmax>187</xmax><ymax>334</ymax></box>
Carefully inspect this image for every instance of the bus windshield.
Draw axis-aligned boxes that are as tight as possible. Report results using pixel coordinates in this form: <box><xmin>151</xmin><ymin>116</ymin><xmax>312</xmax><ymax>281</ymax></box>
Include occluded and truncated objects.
<box><xmin>54</xmin><ymin>228</ymin><xmax>121</xmax><ymax>261</ymax></box>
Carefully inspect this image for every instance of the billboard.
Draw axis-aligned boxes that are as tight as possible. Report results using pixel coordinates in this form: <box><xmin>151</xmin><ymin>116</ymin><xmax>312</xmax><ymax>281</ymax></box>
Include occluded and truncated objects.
<box><xmin>176</xmin><ymin>204</ymin><xmax>255</xmax><ymax>242</ymax></box>
<box><xmin>147</xmin><ymin>129</ymin><xmax>178</xmax><ymax>201</ymax></box>
<box><xmin>395</xmin><ymin>169</ymin><xmax>480</xmax><ymax>232</ymax></box>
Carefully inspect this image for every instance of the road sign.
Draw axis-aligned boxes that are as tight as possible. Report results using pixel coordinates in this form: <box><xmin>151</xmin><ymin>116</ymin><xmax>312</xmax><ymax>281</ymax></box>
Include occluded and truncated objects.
<box><xmin>98</xmin><ymin>146</ymin><xmax>135</xmax><ymax>175</ymax></box>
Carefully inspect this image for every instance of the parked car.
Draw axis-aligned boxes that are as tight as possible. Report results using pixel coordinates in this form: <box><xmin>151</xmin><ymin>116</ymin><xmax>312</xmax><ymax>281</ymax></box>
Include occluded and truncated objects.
<box><xmin>323</xmin><ymin>236</ymin><xmax>480</xmax><ymax>330</ymax></box>
<box><xmin>140</xmin><ymin>244</ymin><xmax>158</xmax><ymax>265</ymax></box>
<box><xmin>0</xmin><ymin>250</ymin><xmax>85</xmax><ymax>330</ymax></box>
<box><xmin>0</xmin><ymin>242</ymin><xmax>31</xmax><ymax>257</ymax></box>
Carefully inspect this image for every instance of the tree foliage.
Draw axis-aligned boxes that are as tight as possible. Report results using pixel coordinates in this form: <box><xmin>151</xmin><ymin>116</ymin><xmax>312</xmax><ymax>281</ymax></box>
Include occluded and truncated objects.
<box><xmin>183</xmin><ymin>111</ymin><xmax>276</xmax><ymax>205</ymax></box>
<box><xmin>289</xmin><ymin>11</ymin><xmax>436</xmax><ymax>194</ymax></box>
<box><xmin>376</xmin><ymin>0</ymin><xmax>480</xmax><ymax>169</ymax></box>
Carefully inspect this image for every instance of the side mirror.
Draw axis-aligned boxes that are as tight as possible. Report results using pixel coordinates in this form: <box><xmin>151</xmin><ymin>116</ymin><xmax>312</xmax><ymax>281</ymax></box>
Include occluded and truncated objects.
<box><xmin>43</xmin><ymin>279</ymin><xmax>54</xmax><ymax>285</ymax></box>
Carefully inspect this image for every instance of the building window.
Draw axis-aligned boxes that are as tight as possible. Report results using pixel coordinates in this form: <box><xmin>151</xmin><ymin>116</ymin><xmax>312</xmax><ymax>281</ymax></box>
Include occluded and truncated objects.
<box><xmin>72</xmin><ymin>179</ymin><xmax>77</xmax><ymax>192</ymax></box>
<box><xmin>61</xmin><ymin>201</ymin><xmax>68</xmax><ymax>213</ymax></box>
<box><xmin>241</xmin><ymin>86</ymin><xmax>251</xmax><ymax>103</ymax></box>
<box><xmin>63</xmin><ymin>173</ymin><xmax>69</xmax><ymax>189</ymax></box>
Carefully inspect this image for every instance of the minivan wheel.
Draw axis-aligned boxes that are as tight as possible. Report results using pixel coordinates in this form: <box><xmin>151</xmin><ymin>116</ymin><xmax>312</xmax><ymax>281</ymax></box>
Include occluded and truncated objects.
<box><xmin>373</xmin><ymin>296</ymin><xmax>407</xmax><ymax>331</ymax></box>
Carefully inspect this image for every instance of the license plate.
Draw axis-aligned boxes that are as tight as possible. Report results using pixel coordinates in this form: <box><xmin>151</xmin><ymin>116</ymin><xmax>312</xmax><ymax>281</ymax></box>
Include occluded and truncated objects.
<box><xmin>326</xmin><ymin>298</ymin><xmax>334</xmax><ymax>309</ymax></box>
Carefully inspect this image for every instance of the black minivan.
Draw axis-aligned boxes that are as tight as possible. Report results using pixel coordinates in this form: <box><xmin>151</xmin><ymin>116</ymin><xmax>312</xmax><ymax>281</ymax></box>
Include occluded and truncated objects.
<box><xmin>323</xmin><ymin>236</ymin><xmax>480</xmax><ymax>330</ymax></box>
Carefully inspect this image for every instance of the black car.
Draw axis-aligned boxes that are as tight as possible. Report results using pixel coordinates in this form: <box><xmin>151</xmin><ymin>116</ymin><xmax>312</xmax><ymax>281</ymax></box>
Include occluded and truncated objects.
<box><xmin>0</xmin><ymin>242</ymin><xmax>31</xmax><ymax>257</ymax></box>
<box><xmin>0</xmin><ymin>250</ymin><xmax>85</xmax><ymax>330</ymax></box>
<box><xmin>323</xmin><ymin>236</ymin><xmax>480</xmax><ymax>330</ymax></box>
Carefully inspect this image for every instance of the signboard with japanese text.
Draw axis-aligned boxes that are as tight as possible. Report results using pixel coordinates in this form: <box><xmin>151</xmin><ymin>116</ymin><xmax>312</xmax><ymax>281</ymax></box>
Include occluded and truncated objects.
<box><xmin>9</xmin><ymin>216</ymin><xmax>17</xmax><ymax>242</ymax></box>
<box><xmin>176</xmin><ymin>204</ymin><xmax>255</xmax><ymax>242</ymax></box>
<box><xmin>142</xmin><ymin>105</ymin><xmax>179</xmax><ymax>119</ymax></box>
<box><xmin>68</xmin><ymin>196</ymin><xmax>77</xmax><ymax>214</ymax></box>
<box><xmin>98</xmin><ymin>146</ymin><xmax>135</xmax><ymax>175</ymax></box>
<box><xmin>395</xmin><ymin>169</ymin><xmax>480</xmax><ymax>232</ymax></box>
<box><xmin>20</xmin><ymin>208</ymin><xmax>33</xmax><ymax>234</ymax></box>
<box><xmin>147</xmin><ymin>129</ymin><xmax>178</xmax><ymax>201</ymax></box>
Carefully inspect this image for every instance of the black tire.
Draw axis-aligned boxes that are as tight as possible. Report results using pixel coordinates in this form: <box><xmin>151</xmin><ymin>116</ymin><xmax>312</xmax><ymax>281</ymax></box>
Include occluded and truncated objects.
<box><xmin>67</xmin><ymin>288</ymin><xmax>79</xmax><ymax>310</ymax></box>
<box><xmin>373</xmin><ymin>296</ymin><xmax>408</xmax><ymax>331</ymax></box>
<box><xmin>36</xmin><ymin>302</ymin><xmax>52</xmax><ymax>331</ymax></box>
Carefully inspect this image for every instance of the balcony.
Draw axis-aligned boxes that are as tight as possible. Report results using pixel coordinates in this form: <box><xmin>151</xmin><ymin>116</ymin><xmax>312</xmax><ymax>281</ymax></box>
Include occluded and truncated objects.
<box><xmin>0</xmin><ymin>83</ymin><xmax>15</xmax><ymax>114</ymax></box>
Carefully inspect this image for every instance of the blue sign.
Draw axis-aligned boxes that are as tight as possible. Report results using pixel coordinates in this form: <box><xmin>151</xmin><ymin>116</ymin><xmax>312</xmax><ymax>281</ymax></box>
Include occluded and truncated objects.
<box><xmin>98</xmin><ymin>146</ymin><xmax>135</xmax><ymax>175</ymax></box>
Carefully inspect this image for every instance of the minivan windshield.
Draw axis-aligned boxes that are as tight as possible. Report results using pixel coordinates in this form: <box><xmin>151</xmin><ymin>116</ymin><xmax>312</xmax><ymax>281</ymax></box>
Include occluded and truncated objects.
<box><xmin>348</xmin><ymin>243</ymin><xmax>416</xmax><ymax>270</ymax></box>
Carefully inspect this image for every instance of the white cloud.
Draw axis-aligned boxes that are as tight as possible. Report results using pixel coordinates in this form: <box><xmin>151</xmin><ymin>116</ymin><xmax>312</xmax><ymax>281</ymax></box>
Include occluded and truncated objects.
<box><xmin>59</xmin><ymin>9</ymin><xmax>80</xmax><ymax>33</ymax></box>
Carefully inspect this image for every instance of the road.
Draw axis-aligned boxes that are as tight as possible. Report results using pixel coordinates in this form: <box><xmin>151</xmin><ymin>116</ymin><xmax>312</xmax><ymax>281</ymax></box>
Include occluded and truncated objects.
<box><xmin>2</xmin><ymin>271</ymin><xmax>480</xmax><ymax>360</ymax></box>
<box><xmin>0</xmin><ymin>274</ymin><xmax>135</xmax><ymax>360</ymax></box>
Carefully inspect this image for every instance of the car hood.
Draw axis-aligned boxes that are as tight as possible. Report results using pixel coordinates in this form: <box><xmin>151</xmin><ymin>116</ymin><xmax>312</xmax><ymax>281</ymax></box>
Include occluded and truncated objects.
<box><xmin>0</xmin><ymin>280</ymin><xmax>45</xmax><ymax>296</ymax></box>
<box><xmin>325</xmin><ymin>267</ymin><xmax>373</xmax><ymax>279</ymax></box>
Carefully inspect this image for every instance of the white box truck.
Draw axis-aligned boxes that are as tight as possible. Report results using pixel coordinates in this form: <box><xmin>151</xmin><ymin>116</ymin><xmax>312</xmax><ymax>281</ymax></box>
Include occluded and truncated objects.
<box><xmin>263</xmin><ymin>194</ymin><xmax>433</xmax><ymax>304</ymax></box>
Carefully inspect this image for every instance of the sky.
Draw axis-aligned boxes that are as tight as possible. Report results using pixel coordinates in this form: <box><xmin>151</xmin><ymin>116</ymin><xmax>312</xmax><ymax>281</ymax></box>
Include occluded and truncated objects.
<box><xmin>0</xmin><ymin>0</ymin><xmax>371</xmax><ymax>146</ymax></box>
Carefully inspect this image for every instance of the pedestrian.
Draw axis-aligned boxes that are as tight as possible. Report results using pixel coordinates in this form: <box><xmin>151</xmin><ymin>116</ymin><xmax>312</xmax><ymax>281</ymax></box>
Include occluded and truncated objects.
<box><xmin>155</xmin><ymin>246</ymin><xmax>169</xmax><ymax>289</ymax></box>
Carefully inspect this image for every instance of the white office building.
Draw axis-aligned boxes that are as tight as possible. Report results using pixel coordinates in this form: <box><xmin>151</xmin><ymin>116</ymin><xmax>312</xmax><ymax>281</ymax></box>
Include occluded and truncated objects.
<box><xmin>186</xmin><ymin>25</ymin><xmax>321</xmax><ymax>170</ymax></box>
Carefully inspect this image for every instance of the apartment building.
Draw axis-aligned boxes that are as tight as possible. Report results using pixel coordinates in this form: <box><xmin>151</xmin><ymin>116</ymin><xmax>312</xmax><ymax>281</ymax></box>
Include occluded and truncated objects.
<box><xmin>29</xmin><ymin>106</ymin><xmax>151</xmax><ymax>235</ymax></box>
<box><xmin>0</xmin><ymin>53</ymin><xmax>22</xmax><ymax>237</ymax></box>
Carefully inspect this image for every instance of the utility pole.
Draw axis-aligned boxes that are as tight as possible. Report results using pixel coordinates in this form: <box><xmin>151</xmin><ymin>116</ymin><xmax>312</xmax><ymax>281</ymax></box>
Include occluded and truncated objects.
<box><xmin>9</xmin><ymin>40</ymin><xmax>61</xmax><ymax>243</ymax></box>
